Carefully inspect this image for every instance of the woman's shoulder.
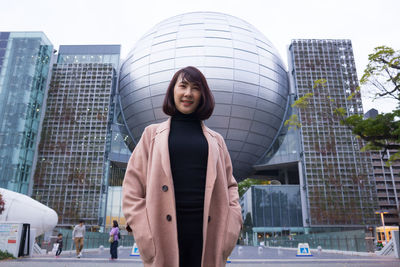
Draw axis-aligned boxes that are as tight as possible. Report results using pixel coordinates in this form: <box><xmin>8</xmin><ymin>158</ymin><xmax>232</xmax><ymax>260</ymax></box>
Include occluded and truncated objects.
<box><xmin>142</xmin><ymin>119</ymin><xmax>170</xmax><ymax>136</ymax></box>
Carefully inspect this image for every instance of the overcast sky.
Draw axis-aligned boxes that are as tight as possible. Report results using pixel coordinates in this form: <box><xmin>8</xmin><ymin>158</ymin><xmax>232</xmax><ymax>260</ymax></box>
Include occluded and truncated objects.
<box><xmin>1</xmin><ymin>0</ymin><xmax>399</xmax><ymax>113</ymax></box>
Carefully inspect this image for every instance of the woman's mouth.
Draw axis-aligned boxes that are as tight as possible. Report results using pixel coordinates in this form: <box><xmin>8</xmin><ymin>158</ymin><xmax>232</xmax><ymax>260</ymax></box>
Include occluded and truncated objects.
<box><xmin>182</xmin><ymin>100</ymin><xmax>193</xmax><ymax>106</ymax></box>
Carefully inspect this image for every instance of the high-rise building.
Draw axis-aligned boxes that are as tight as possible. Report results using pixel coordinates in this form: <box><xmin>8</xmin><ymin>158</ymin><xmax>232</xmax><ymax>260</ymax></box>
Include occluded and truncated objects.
<box><xmin>365</xmin><ymin>109</ymin><xmax>400</xmax><ymax>225</ymax></box>
<box><xmin>288</xmin><ymin>39</ymin><xmax>379</xmax><ymax>226</ymax></box>
<box><xmin>32</xmin><ymin>45</ymin><xmax>120</xmax><ymax>226</ymax></box>
<box><xmin>371</xmin><ymin>150</ymin><xmax>400</xmax><ymax>225</ymax></box>
<box><xmin>0</xmin><ymin>32</ymin><xmax>53</xmax><ymax>195</ymax></box>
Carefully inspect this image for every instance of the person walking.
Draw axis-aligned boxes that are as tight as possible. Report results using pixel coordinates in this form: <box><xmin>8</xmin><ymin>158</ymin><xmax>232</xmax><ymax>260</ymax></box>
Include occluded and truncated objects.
<box><xmin>55</xmin><ymin>233</ymin><xmax>63</xmax><ymax>258</ymax></box>
<box><xmin>122</xmin><ymin>66</ymin><xmax>242</xmax><ymax>267</ymax></box>
<box><xmin>109</xmin><ymin>220</ymin><xmax>120</xmax><ymax>260</ymax></box>
<box><xmin>72</xmin><ymin>220</ymin><xmax>85</xmax><ymax>258</ymax></box>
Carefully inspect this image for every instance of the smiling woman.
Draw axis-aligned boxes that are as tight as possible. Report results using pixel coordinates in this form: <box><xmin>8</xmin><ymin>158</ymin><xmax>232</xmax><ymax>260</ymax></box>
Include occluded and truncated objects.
<box><xmin>122</xmin><ymin>66</ymin><xmax>242</xmax><ymax>267</ymax></box>
<box><xmin>173</xmin><ymin>77</ymin><xmax>201</xmax><ymax>114</ymax></box>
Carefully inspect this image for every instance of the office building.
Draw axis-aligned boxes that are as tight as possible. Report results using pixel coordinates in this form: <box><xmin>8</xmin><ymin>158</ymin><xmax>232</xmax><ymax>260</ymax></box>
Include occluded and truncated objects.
<box><xmin>364</xmin><ymin>109</ymin><xmax>400</xmax><ymax>225</ymax></box>
<box><xmin>288</xmin><ymin>39</ymin><xmax>379</xmax><ymax>226</ymax></box>
<box><xmin>372</xmin><ymin>150</ymin><xmax>400</xmax><ymax>225</ymax></box>
<box><xmin>32</xmin><ymin>45</ymin><xmax>120</xmax><ymax>226</ymax></box>
<box><xmin>0</xmin><ymin>32</ymin><xmax>53</xmax><ymax>195</ymax></box>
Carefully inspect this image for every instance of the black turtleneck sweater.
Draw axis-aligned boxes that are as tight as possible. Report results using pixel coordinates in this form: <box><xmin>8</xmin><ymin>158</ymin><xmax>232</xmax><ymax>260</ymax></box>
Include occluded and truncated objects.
<box><xmin>168</xmin><ymin>111</ymin><xmax>208</xmax><ymax>237</ymax></box>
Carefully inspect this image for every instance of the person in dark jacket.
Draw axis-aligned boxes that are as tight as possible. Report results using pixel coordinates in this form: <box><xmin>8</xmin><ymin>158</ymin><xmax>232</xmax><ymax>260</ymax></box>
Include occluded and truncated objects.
<box><xmin>55</xmin><ymin>233</ymin><xmax>63</xmax><ymax>258</ymax></box>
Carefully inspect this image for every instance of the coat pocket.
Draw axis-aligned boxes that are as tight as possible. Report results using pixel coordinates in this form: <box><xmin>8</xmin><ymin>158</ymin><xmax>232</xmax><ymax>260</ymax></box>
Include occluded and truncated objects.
<box><xmin>222</xmin><ymin>208</ymin><xmax>242</xmax><ymax>259</ymax></box>
<box><xmin>132</xmin><ymin>208</ymin><xmax>156</xmax><ymax>263</ymax></box>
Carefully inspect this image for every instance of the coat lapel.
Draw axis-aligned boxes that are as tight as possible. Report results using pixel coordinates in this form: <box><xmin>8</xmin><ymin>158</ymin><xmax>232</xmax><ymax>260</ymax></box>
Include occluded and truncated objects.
<box><xmin>201</xmin><ymin>123</ymin><xmax>219</xmax><ymax>228</ymax></box>
<box><xmin>156</xmin><ymin>118</ymin><xmax>173</xmax><ymax>179</ymax></box>
<box><xmin>202</xmin><ymin>123</ymin><xmax>219</xmax><ymax>193</ymax></box>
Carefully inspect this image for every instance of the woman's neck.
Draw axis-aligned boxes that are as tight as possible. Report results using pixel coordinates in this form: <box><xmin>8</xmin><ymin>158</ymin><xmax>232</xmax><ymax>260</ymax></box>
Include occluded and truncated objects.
<box><xmin>172</xmin><ymin>110</ymin><xmax>199</xmax><ymax>121</ymax></box>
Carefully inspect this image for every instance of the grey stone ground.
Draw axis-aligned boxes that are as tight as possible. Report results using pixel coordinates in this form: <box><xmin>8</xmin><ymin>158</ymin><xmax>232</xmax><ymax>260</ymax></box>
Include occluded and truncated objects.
<box><xmin>0</xmin><ymin>246</ymin><xmax>399</xmax><ymax>267</ymax></box>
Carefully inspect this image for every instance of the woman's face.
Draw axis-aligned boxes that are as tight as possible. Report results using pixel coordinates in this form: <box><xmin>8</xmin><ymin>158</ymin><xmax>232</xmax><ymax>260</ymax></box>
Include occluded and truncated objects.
<box><xmin>173</xmin><ymin>74</ymin><xmax>201</xmax><ymax>114</ymax></box>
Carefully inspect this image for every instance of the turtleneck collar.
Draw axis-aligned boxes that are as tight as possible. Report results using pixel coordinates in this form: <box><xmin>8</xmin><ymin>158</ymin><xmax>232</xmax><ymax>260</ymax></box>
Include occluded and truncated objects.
<box><xmin>172</xmin><ymin>110</ymin><xmax>199</xmax><ymax>121</ymax></box>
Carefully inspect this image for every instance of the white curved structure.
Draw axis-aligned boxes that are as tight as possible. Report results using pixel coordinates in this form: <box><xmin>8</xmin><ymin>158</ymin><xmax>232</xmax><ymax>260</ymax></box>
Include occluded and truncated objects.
<box><xmin>0</xmin><ymin>188</ymin><xmax>58</xmax><ymax>237</ymax></box>
<box><xmin>119</xmin><ymin>11</ymin><xmax>290</xmax><ymax>180</ymax></box>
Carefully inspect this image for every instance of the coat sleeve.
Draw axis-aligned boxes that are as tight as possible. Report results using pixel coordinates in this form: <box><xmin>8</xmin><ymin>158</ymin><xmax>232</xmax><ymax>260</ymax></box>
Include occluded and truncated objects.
<box><xmin>122</xmin><ymin>126</ymin><xmax>156</xmax><ymax>262</ymax></box>
<box><xmin>220</xmin><ymin>136</ymin><xmax>243</xmax><ymax>259</ymax></box>
<box><xmin>221</xmin><ymin>138</ymin><xmax>242</xmax><ymax>224</ymax></box>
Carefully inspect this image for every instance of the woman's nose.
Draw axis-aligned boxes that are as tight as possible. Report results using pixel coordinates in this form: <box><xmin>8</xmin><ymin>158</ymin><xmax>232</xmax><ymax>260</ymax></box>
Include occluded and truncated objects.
<box><xmin>184</xmin><ymin>88</ymin><xmax>192</xmax><ymax>97</ymax></box>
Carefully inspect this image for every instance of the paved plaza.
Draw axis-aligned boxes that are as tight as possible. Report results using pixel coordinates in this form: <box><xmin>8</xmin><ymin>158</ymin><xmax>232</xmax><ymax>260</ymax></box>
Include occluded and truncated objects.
<box><xmin>0</xmin><ymin>246</ymin><xmax>399</xmax><ymax>267</ymax></box>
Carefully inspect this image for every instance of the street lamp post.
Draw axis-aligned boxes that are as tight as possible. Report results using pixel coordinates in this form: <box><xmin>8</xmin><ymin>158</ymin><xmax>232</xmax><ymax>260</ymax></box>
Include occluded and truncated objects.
<box><xmin>376</xmin><ymin>211</ymin><xmax>389</xmax><ymax>245</ymax></box>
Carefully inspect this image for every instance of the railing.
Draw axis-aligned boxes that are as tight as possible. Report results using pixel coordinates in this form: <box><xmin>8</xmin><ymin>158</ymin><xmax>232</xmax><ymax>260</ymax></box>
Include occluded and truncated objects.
<box><xmin>264</xmin><ymin>236</ymin><xmax>366</xmax><ymax>252</ymax></box>
<box><xmin>242</xmin><ymin>229</ymin><xmax>369</xmax><ymax>252</ymax></box>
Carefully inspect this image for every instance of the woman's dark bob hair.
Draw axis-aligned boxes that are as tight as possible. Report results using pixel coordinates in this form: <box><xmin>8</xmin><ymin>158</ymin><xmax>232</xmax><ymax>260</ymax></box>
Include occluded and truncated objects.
<box><xmin>162</xmin><ymin>66</ymin><xmax>215</xmax><ymax>120</ymax></box>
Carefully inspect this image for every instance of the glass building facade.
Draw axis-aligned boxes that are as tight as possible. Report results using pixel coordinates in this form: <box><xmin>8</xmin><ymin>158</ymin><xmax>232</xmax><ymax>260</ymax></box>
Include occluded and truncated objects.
<box><xmin>103</xmin><ymin>96</ymin><xmax>134</xmax><ymax>228</ymax></box>
<box><xmin>0</xmin><ymin>32</ymin><xmax>53</xmax><ymax>194</ymax></box>
<box><xmin>242</xmin><ymin>185</ymin><xmax>303</xmax><ymax>228</ymax></box>
<box><xmin>57</xmin><ymin>45</ymin><xmax>120</xmax><ymax>67</ymax></box>
<box><xmin>32</xmin><ymin>45</ymin><xmax>120</xmax><ymax>226</ymax></box>
<box><xmin>288</xmin><ymin>39</ymin><xmax>379</xmax><ymax>226</ymax></box>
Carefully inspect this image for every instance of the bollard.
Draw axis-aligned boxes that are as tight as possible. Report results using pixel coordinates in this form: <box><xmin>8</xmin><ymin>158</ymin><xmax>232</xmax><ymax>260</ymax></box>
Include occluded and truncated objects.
<box><xmin>277</xmin><ymin>246</ymin><xmax>283</xmax><ymax>256</ymax></box>
<box><xmin>99</xmin><ymin>245</ymin><xmax>104</xmax><ymax>254</ymax></box>
<box><xmin>238</xmin><ymin>246</ymin><xmax>243</xmax><ymax>256</ymax></box>
<box><xmin>258</xmin><ymin>246</ymin><xmax>263</xmax><ymax>255</ymax></box>
<box><xmin>317</xmin><ymin>246</ymin><xmax>322</xmax><ymax>254</ymax></box>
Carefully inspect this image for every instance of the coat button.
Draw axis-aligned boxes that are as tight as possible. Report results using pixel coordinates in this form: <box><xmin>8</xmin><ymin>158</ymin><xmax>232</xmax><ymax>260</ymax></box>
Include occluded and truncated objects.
<box><xmin>166</xmin><ymin>214</ymin><xmax>172</xmax><ymax>221</ymax></box>
<box><xmin>162</xmin><ymin>185</ymin><xmax>168</xmax><ymax>192</ymax></box>
<box><xmin>208</xmin><ymin>216</ymin><xmax>211</xmax><ymax>222</ymax></box>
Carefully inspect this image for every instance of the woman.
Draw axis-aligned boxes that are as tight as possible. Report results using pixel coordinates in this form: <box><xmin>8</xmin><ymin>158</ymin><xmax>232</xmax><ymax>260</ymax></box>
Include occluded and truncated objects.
<box><xmin>109</xmin><ymin>220</ymin><xmax>120</xmax><ymax>260</ymax></box>
<box><xmin>122</xmin><ymin>66</ymin><xmax>242</xmax><ymax>267</ymax></box>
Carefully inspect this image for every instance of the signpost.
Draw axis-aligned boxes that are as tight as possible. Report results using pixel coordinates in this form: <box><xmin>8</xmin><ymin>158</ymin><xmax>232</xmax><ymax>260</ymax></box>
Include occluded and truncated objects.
<box><xmin>130</xmin><ymin>243</ymin><xmax>140</xmax><ymax>257</ymax></box>
<box><xmin>296</xmin><ymin>243</ymin><xmax>312</xmax><ymax>257</ymax></box>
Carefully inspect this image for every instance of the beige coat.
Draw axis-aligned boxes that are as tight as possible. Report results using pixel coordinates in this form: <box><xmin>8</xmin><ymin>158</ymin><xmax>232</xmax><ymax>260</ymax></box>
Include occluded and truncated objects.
<box><xmin>122</xmin><ymin>118</ymin><xmax>242</xmax><ymax>267</ymax></box>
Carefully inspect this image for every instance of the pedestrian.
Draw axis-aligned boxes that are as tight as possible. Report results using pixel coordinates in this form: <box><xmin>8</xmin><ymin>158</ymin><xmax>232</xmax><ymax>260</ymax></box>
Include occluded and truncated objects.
<box><xmin>72</xmin><ymin>220</ymin><xmax>85</xmax><ymax>258</ymax></box>
<box><xmin>55</xmin><ymin>233</ymin><xmax>63</xmax><ymax>258</ymax></box>
<box><xmin>122</xmin><ymin>66</ymin><xmax>243</xmax><ymax>267</ymax></box>
<box><xmin>109</xmin><ymin>220</ymin><xmax>120</xmax><ymax>260</ymax></box>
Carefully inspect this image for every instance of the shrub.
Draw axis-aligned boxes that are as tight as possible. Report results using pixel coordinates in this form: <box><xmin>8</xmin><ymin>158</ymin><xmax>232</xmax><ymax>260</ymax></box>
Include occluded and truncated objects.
<box><xmin>0</xmin><ymin>250</ymin><xmax>15</xmax><ymax>260</ymax></box>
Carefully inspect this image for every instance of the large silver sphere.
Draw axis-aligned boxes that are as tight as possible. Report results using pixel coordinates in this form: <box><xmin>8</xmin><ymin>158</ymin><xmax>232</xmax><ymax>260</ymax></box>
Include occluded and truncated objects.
<box><xmin>119</xmin><ymin>12</ymin><xmax>289</xmax><ymax>180</ymax></box>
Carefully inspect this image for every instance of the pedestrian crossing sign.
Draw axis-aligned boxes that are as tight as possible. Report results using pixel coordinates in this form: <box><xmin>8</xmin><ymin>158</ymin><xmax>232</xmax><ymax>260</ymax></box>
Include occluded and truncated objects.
<box><xmin>130</xmin><ymin>243</ymin><xmax>140</xmax><ymax>256</ymax></box>
<box><xmin>296</xmin><ymin>243</ymin><xmax>312</xmax><ymax>257</ymax></box>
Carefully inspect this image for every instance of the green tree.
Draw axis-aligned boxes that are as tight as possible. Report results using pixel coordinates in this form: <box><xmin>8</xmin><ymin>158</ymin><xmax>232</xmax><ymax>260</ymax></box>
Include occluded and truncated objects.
<box><xmin>341</xmin><ymin>46</ymin><xmax>400</xmax><ymax>163</ymax></box>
